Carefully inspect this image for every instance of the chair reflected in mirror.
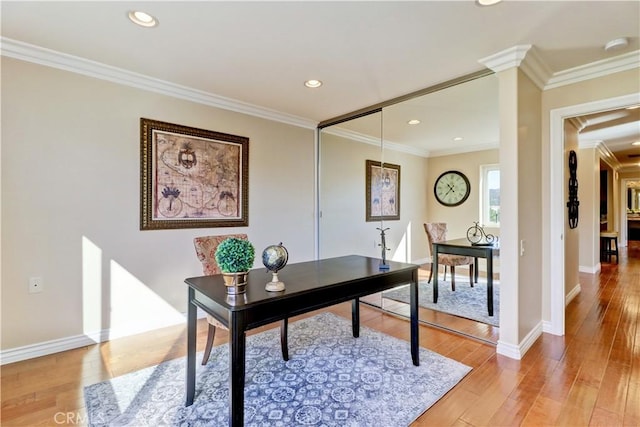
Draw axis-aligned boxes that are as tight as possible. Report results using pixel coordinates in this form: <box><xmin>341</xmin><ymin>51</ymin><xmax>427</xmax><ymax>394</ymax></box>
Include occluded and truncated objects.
<box><xmin>424</xmin><ymin>223</ymin><xmax>474</xmax><ymax>291</ymax></box>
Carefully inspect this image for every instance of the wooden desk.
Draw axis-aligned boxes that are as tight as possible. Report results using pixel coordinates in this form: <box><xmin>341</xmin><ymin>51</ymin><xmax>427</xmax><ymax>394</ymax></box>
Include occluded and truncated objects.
<box><xmin>432</xmin><ymin>238</ymin><xmax>499</xmax><ymax>317</ymax></box>
<box><xmin>184</xmin><ymin>255</ymin><xmax>419</xmax><ymax>426</ymax></box>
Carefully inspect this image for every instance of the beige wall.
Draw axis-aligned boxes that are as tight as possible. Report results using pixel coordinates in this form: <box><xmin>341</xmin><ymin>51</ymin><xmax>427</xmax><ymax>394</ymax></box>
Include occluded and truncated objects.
<box><xmin>3</xmin><ymin>51</ymin><xmax>638</xmax><ymax>361</ymax></box>
<box><xmin>319</xmin><ymin>131</ymin><xmax>430</xmax><ymax>265</ymax></box>
<box><xmin>319</xmin><ymin>133</ymin><xmax>383</xmax><ymax>259</ymax></box>
<box><xmin>492</xmin><ymin>66</ymin><xmax>543</xmax><ymax>353</ymax></box>
<box><xmin>496</xmin><ymin>67</ymin><xmax>519</xmax><ymax>348</ymax></box>
<box><xmin>562</xmin><ymin>123</ymin><xmax>580</xmax><ymax>293</ymax></box>
<box><xmin>516</xmin><ymin>69</ymin><xmax>543</xmax><ymax>340</ymax></box>
<box><xmin>576</xmin><ymin>147</ymin><xmax>600</xmax><ymax>274</ymax></box>
<box><xmin>426</xmin><ymin>149</ymin><xmax>500</xmax><ymax>257</ymax></box>
<box><xmin>1</xmin><ymin>58</ymin><xmax>316</xmax><ymax>350</ymax></box>
<box><xmin>382</xmin><ymin>147</ymin><xmax>432</xmax><ymax>264</ymax></box>
<box><xmin>320</xmin><ymin>136</ymin><xmax>499</xmax><ymax>270</ymax></box>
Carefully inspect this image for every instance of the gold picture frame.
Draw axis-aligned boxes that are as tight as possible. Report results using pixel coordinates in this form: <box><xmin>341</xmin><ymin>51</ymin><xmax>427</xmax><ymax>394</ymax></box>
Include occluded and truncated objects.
<box><xmin>366</xmin><ymin>160</ymin><xmax>400</xmax><ymax>222</ymax></box>
<box><xmin>140</xmin><ymin>118</ymin><xmax>249</xmax><ymax>230</ymax></box>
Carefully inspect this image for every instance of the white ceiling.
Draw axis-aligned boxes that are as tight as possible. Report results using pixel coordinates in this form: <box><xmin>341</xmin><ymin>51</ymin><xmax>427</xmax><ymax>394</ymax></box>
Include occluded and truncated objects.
<box><xmin>325</xmin><ymin>73</ymin><xmax>501</xmax><ymax>158</ymax></box>
<box><xmin>2</xmin><ymin>1</ymin><xmax>639</xmax><ymax>168</ymax></box>
<box><xmin>578</xmin><ymin>107</ymin><xmax>640</xmax><ymax>171</ymax></box>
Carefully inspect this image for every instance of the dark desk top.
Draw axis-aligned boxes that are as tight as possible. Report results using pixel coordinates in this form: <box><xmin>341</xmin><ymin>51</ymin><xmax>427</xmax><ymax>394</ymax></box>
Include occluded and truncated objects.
<box><xmin>434</xmin><ymin>238</ymin><xmax>500</xmax><ymax>254</ymax></box>
<box><xmin>185</xmin><ymin>255</ymin><xmax>418</xmax><ymax>311</ymax></box>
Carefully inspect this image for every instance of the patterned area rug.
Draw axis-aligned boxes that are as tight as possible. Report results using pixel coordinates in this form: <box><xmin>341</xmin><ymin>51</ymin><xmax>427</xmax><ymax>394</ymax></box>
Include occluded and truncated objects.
<box><xmin>383</xmin><ymin>279</ymin><xmax>500</xmax><ymax>326</ymax></box>
<box><xmin>85</xmin><ymin>313</ymin><xmax>471</xmax><ymax>426</ymax></box>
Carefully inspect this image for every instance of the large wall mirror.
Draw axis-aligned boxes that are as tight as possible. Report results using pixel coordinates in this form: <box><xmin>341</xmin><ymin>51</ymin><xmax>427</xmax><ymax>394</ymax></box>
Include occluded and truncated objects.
<box><xmin>318</xmin><ymin>70</ymin><xmax>500</xmax><ymax>343</ymax></box>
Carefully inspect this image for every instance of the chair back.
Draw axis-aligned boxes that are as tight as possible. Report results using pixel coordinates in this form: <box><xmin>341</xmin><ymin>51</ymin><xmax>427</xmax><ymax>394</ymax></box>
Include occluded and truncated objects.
<box><xmin>193</xmin><ymin>234</ymin><xmax>248</xmax><ymax>275</ymax></box>
<box><xmin>424</xmin><ymin>223</ymin><xmax>448</xmax><ymax>251</ymax></box>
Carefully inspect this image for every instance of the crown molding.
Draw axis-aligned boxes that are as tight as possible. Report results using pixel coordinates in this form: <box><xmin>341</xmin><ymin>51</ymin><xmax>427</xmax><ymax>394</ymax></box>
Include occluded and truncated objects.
<box><xmin>479</xmin><ymin>45</ymin><xmax>639</xmax><ymax>91</ymax></box>
<box><xmin>3</xmin><ymin>36</ymin><xmax>637</xmax><ymax>133</ymax></box>
<box><xmin>579</xmin><ymin>139</ymin><xmax>603</xmax><ymax>150</ymax></box>
<box><xmin>545</xmin><ymin>50</ymin><xmax>640</xmax><ymax>90</ymax></box>
<box><xmin>322</xmin><ymin>126</ymin><xmax>431</xmax><ymax>158</ymax></box>
<box><xmin>519</xmin><ymin>46</ymin><xmax>553</xmax><ymax>90</ymax></box>
<box><xmin>477</xmin><ymin>44</ymin><xmax>552</xmax><ymax>90</ymax></box>
<box><xmin>567</xmin><ymin>116</ymin><xmax>588</xmax><ymax>132</ymax></box>
<box><xmin>428</xmin><ymin>142</ymin><xmax>500</xmax><ymax>158</ymax></box>
<box><xmin>0</xmin><ymin>37</ymin><xmax>318</xmax><ymax>130</ymax></box>
<box><xmin>324</xmin><ymin>126</ymin><xmax>499</xmax><ymax>159</ymax></box>
<box><xmin>322</xmin><ymin>126</ymin><xmax>382</xmax><ymax>147</ymax></box>
<box><xmin>384</xmin><ymin>140</ymin><xmax>431</xmax><ymax>158</ymax></box>
<box><xmin>478</xmin><ymin>45</ymin><xmax>532</xmax><ymax>73</ymax></box>
<box><xmin>579</xmin><ymin>139</ymin><xmax>623</xmax><ymax>171</ymax></box>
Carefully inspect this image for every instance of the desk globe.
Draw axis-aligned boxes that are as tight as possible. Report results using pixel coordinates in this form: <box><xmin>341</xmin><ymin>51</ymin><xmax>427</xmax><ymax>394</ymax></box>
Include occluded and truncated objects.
<box><xmin>262</xmin><ymin>243</ymin><xmax>288</xmax><ymax>291</ymax></box>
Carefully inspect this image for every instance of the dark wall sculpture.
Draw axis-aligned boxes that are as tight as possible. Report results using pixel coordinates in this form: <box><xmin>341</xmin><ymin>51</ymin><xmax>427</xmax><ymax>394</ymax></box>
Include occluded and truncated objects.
<box><xmin>567</xmin><ymin>150</ymin><xmax>579</xmax><ymax>229</ymax></box>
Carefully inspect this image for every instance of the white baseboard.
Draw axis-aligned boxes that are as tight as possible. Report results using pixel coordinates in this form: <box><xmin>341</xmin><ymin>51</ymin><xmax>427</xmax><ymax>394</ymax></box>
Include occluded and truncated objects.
<box><xmin>566</xmin><ymin>284</ymin><xmax>581</xmax><ymax>306</ymax></box>
<box><xmin>540</xmin><ymin>284</ymin><xmax>580</xmax><ymax>335</ymax></box>
<box><xmin>0</xmin><ymin>334</ymin><xmax>99</xmax><ymax>365</ymax></box>
<box><xmin>496</xmin><ymin>321</ymin><xmax>543</xmax><ymax>360</ymax></box>
<box><xmin>579</xmin><ymin>263</ymin><xmax>600</xmax><ymax>274</ymax></box>
<box><xmin>0</xmin><ymin>310</ymin><xmax>208</xmax><ymax>365</ymax></box>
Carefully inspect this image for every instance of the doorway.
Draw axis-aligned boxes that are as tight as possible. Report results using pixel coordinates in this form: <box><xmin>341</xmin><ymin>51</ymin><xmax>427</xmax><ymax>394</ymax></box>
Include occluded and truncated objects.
<box><xmin>549</xmin><ymin>92</ymin><xmax>640</xmax><ymax>336</ymax></box>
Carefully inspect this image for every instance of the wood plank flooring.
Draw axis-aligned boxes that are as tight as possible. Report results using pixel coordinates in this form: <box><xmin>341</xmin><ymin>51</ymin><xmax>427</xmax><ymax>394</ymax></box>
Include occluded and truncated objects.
<box><xmin>377</xmin><ymin>266</ymin><xmax>500</xmax><ymax>344</ymax></box>
<box><xmin>1</xmin><ymin>242</ymin><xmax>638</xmax><ymax>426</ymax></box>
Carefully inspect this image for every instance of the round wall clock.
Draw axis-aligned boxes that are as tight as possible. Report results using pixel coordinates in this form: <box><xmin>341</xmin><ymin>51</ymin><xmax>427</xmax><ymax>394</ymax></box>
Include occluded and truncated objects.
<box><xmin>434</xmin><ymin>170</ymin><xmax>471</xmax><ymax>207</ymax></box>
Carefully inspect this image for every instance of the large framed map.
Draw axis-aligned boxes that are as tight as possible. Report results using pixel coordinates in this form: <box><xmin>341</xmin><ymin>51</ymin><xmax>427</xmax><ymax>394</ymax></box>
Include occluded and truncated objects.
<box><xmin>140</xmin><ymin>118</ymin><xmax>249</xmax><ymax>230</ymax></box>
<box><xmin>365</xmin><ymin>160</ymin><xmax>400</xmax><ymax>222</ymax></box>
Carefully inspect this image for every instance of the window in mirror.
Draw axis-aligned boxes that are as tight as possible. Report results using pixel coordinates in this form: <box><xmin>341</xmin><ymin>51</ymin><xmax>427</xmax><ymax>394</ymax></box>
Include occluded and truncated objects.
<box><xmin>480</xmin><ymin>164</ymin><xmax>500</xmax><ymax>226</ymax></box>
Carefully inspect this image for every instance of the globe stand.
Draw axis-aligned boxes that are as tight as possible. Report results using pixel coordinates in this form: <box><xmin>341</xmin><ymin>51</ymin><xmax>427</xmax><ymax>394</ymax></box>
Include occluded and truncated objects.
<box><xmin>265</xmin><ymin>271</ymin><xmax>285</xmax><ymax>292</ymax></box>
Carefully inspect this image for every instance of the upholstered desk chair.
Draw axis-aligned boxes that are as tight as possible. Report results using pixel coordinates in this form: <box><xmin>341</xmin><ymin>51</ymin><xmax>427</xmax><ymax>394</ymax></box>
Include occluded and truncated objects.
<box><xmin>424</xmin><ymin>223</ymin><xmax>474</xmax><ymax>291</ymax></box>
<box><xmin>193</xmin><ymin>234</ymin><xmax>289</xmax><ymax>365</ymax></box>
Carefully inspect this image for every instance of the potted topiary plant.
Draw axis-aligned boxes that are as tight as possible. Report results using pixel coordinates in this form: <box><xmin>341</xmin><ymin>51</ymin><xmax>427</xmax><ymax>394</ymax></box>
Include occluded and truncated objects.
<box><xmin>215</xmin><ymin>237</ymin><xmax>255</xmax><ymax>294</ymax></box>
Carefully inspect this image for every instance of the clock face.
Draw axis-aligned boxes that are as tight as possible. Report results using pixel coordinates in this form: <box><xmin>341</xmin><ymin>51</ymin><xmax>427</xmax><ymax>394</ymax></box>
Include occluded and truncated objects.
<box><xmin>434</xmin><ymin>171</ymin><xmax>470</xmax><ymax>207</ymax></box>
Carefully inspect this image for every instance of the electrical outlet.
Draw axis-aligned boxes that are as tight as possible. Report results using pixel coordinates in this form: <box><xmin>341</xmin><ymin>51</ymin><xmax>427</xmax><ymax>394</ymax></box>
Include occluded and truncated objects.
<box><xmin>29</xmin><ymin>276</ymin><xmax>43</xmax><ymax>293</ymax></box>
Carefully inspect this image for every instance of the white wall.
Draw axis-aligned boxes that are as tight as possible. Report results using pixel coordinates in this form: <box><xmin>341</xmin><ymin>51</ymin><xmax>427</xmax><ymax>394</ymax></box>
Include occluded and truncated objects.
<box><xmin>1</xmin><ymin>57</ymin><xmax>316</xmax><ymax>352</ymax></box>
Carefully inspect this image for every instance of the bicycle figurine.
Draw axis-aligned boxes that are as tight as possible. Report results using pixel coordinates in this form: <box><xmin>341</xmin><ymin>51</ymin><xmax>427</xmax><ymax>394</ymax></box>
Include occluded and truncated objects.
<box><xmin>466</xmin><ymin>222</ymin><xmax>495</xmax><ymax>245</ymax></box>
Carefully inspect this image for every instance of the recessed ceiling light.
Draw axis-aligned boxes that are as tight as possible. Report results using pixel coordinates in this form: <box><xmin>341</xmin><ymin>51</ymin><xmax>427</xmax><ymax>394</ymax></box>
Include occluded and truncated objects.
<box><xmin>632</xmin><ymin>141</ymin><xmax>640</xmax><ymax>146</ymax></box>
<box><xmin>477</xmin><ymin>0</ymin><xmax>502</xmax><ymax>5</ymax></box>
<box><xmin>304</xmin><ymin>80</ymin><xmax>322</xmax><ymax>88</ymax></box>
<box><xmin>453</xmin><ymin>137</ymin><xmax>464</xmax><ymax>142</ymax></box>
<box><xmin>128</xmin><ymin>10</ymin><xmax>158</xmax><ymax>28</ymax></box>
<box><xmin>604</xmin><ymin>37</ymin><xmax>629</xmax><ymax>52</ymax></box>
<box><xmin>407</xmin><ymin>119</ymin><xmax>421</xmax><ymax>125</ymax></box>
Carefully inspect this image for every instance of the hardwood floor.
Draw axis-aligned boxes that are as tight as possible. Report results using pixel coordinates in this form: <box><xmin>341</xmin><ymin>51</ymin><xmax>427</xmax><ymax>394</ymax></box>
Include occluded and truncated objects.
<box><xmin>1</xmin><ymin>243</ymin><xmax>638</xmax><ymax>426</ymax></box>
<box><xmin>377</xmin><ymin>266</ymin><xmax>500</xmax><ymax>344</ymax></box>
